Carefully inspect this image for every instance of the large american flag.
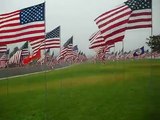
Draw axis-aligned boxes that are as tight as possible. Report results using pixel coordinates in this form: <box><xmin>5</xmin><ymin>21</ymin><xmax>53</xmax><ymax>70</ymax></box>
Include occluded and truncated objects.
<box><xmin>41</xmin><ymin>26</ymin><xmax>61</xmax><ymax>49</ymax></box>
<box><xmin>95</xmin><ymin>0</ymin><xmax>152</xmax><ymax>46</ymax></box>
<box><xmin>0</xmin><ymin>3</ymin><xmax>45</xmax><ymax>45</ymax></box>
<box><xmin>0</xmin><ymin>45</ymin><xmax>7</xmax><ymax>53</ymax></box>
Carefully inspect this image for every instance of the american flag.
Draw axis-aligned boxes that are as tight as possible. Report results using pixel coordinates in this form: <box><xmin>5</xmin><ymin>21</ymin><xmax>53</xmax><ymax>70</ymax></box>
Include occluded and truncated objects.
<box><xmin>30</xmin><ymin>38</ymin><xmax>44</xmax><ymax>55</ymax></box>
<box><xmin>0</xmin><ymin>3</ymin><xmax>45</xmax><ymax>45</ymax></box>
<box><xmin>21</xmin><ymin>42</ymin><xmax>29</xmax><ymax>56</ymax></box>
<box><xmin>0</xmin><ymin>54</ymin><xmax>8</xmax><ymax>68</ymax></box>
<box><xmin>95</xmin><ymin>0</ymin><xmax>151</xmax><ymax>46</ymax></box>
<box><xmin>8</xmin><ymin>50</ymin><xmax>22</xmax><ymax>65</ymax></box>
<box><xmin>89</xmin><ymin>31</ymin><xmax>105</xmax><ymax>49</ymax></box>
<box><xmin>41</xmin><ymin>26</ymin><xmax>61</xmax><ymax>49</ymax></box>
<box><xmin>0</xmin><ymin>45</ymin><xmax>7</xmax><ymax>53</ymax></box>
<box><xmin>57</xmin><ymin>36</ymin><xmax>73</xmax><ymax>61</ymax></box>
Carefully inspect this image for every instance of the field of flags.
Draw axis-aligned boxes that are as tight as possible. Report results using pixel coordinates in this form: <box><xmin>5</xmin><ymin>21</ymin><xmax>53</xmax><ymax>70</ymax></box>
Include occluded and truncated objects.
<box><xmin>0</xmin><ymin>0</ymin><xmax>159</xmax><ymax>70</ymax></box>
<box><xmin>0</xmin><ymin>3</ymin><xmax>87</xmax><ymax>69</ymax></box>
<box><xmin>0</xmin><ymin>0</ymin><xmax>160</xmax><ymax>120</ymax></box>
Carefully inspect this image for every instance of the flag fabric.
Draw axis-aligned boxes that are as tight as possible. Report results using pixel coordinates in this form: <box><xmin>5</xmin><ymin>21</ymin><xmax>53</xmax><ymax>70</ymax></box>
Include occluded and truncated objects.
<box><xmin>9</xmin><ymin>50</ymin><xmax>22</xmax><ymax>64</ymax></box>
<box><xmin>21</xmin><ymin>42</ymin><xmax>29</xmax><ymax>56</ymax></box>
<box><xmin>89</xmin><ymin>31</ymin><xmax>105</xmax><ymax>49</ymax></box>
<box><xmin>0</xmin><ymin>54</ymin><xmax>8</xmax><ymax>68</ymax></box>
<box><xmin>95</xmin><ymin>0</ymin><xmax>152</xmax><ymax>46</ymax></box>
<box><xmin>57</xmin><ymin>36</ymin><xmax>73</xmax><ymax>61</ymax></box>
<box><xmin>22</xmin><ymin>49</ymin><xmax>41</xmax><ymax>65</ymax></box>
<box><xmin>133</xmin><ymin>46</ymin><xmax>145</xmax><ymax>56</ymax></box>
<box><xmin>30</xmin><ymin>38</ymin><xmax>44</xmax><ymax>55</ymax></box>
<box><xmin>41</xmin><ymin>26</ymin><xmax>61</xmax><ymax>49</ymax></box>
<box><xmin>0</xmin><ymin>3</ymin><xmax>45</xmax><ymax>45</ymax></box>
<box><xmin>0</xmin><ymin>45</ymin><xmax>7</xmax><ymax>53</ymax></box>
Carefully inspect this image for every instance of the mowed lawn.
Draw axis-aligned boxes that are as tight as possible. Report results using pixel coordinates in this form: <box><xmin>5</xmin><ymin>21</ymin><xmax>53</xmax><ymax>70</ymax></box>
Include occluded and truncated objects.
<box><xmin>0</xmin><ymin>59</ymin><xmax>160</xmax><ymax>120</ymax></box>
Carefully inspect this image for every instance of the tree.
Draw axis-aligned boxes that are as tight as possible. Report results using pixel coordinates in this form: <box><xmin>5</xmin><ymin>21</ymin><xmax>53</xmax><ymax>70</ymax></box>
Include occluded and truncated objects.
<box><xmin>146</xmin><ymin>35</ymin><xmax>160</xmax><ymax>53</ymax></box>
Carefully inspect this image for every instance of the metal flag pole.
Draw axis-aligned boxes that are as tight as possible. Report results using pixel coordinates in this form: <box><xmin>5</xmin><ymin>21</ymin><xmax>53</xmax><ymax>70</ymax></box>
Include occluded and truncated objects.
<box><xmin>43</xmin><ymin>1</ymin><xmax>48</xmax><ymax>120</ymax></box>
<box><xmin>151</xmin><ymin>0</ymin><xmax>153</xmax><ymax>59</ymax></box>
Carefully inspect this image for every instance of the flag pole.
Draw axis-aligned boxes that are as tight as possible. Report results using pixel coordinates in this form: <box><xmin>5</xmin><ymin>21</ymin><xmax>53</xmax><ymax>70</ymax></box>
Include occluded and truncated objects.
<box><xmin>122</xmin><ymin>40</ymin><xmax>124</xmax><ymax>60</ymax></box>
<box><xmin>43</xmin><ymin>1</ymin><xmax>48</xmax><ymax>120</ymax></box>
<box><xmin>151</xmin><ymin>0</ymin><xmax>153</xmax><ymax>59</ymax></box>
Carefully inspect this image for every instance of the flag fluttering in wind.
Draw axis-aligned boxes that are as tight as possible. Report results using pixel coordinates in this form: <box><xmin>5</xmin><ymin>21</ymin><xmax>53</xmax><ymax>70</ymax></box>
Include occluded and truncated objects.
<box><xmin>0</xmin><ymin>45</ymin><xmax>7</xmax><ymax>53</ymax></box>
<box><xmin>0</xmin><ymin>3</ymin><xmax>45</xmax><ymax>45</ymax></box>
<box><xmin>21</xmin><ymin>42</ymin><xmax>29</xmax><ymax>56</ymax></box>
<box><xmin>95</xmin><ymin>0</ymin><xmax>152</xmax><ymax>46</ymax></box>
<box><xmin>89</xmin><ymin>31</ymin><xmax>105</xmax><ymax>49</ymax></box>
<box><xmin>41</xmin><ymin>26</ymin><xmax>61</xmax><ymax>49</ymax></box>
<box><xmin>9</xmin><ymin>50</ymin><xmax>22</xmax><ymax>65</ymax></box>
<box><xmin>133</xmin><ymin>46</ymin><xmax>145</xmax><ymax>56</ymax></box>
<box><xmin>57</xmin><ymin>36</ymin><xmax>73</xmax><ymax>61</ymax></box>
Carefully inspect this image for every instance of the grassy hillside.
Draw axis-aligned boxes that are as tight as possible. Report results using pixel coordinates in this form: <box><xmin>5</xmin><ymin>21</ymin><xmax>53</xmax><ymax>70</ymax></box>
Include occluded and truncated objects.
<box><xmin>0</xmin><ymin>60</ymin><xmax>160</xmax><ymax>120</ymax></box>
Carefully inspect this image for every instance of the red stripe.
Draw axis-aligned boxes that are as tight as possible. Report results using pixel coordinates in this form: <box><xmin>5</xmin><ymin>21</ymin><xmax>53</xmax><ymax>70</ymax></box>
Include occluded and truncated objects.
<box><xmin>99</xmin><ymin>11</ymin><xmax>131</xmax><ymax>29</ymax></box>
<box><xmin>130</xmin><ymin>12</ymin><xmax>151</xmax><ymax>17</ymax></box>
<box><xmin>96</xmin><ymin>6</ymin><xmax>129</xmax><ymax>25</ymax></box>
<box><xmin>128</xmin><ymin>18</ymin><xmax>152</xmax><ymax>23</ymax></box>
<box><xmin>127</xmin><ymin>25</ymin><xmax>152</xmax><ymax>29</ymax></box>
<box><xmin>0</xmin><ymin>36</ymin><xmax>45</xmax><ymax>45</ymax></box>
<box><xmin>0</xmin><ymin>10</ymin><xmax>19</xmax><ymax>17</ymax></box>
<box><xmin>95</xmin><ymin>5</ymin><xmax>126</xmax><ymax>22</ymax></box>
<box><xmin>0</xmin><ymin>23</ymin><xmax>20</xmax><ymax>29</ymax></box>
<box><xmin>105</xmin><ymin>36</ymin><xmax>124</xmax><ymax>45</ymax></box>
<box><xmin>0</xmin><ymin>17</ymin><xmax>19</xmax><ymax>25</ymax></box>
<box><xmin>0</xmin><ymin>24</ymin><xmax>45</xmax><ymax>33</ymax></box>
<box><xmin>0</xmin><ymin>30</ymin><xmax>45</xmax><ymax>39</ymax></box>
<box><xmin>101</xmin><ymin>19</ymin><xmax>128</xmax><ymax>34</ymax></box>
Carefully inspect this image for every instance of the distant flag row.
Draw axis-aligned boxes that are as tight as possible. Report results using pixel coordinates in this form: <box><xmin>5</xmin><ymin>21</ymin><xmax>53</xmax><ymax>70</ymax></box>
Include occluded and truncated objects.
<box><xmin>89</xmin><ymin>0</ymin><xmax>152</xmax><ymax>55</ymax></box>
<box><xmin>0</xmin><ymin>2</ymin><xmax>64</xmax><ymax>66</ymax></box>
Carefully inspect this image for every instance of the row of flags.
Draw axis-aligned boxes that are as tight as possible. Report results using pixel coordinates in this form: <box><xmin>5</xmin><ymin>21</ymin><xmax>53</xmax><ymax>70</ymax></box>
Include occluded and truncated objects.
<box><xmin>89</xmin><ymin>0</ymin><xmax>152</xmax><ymax>58</ymax></box>
<box><xmin>0</xmin><ymin>2</ymin><xmax>87</xmax><ymax>68</ymax></box>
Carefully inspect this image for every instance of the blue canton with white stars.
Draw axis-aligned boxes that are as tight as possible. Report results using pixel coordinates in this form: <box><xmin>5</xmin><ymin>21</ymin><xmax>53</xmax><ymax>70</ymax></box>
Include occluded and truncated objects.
<box><xmin>46</xmin><ymin>26</ymin><xmax>60</xmax><ymax>39</ymax></box>
<box><xmin>125</xmin><ymin>0</ymin><xmax>151</xmax><ymax>10</ymax></box>
<box><xmin>20</xmin><ymin>3</ymin><xmax>45</xmax><ymax>24</ymax></box>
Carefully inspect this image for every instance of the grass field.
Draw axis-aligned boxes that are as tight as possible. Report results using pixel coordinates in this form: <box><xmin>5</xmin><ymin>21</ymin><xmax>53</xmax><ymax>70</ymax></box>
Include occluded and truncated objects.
<box><xmin>0</xmin><ymin>59</ymin><xmax>160</xmax><ymax>120</ymax></box>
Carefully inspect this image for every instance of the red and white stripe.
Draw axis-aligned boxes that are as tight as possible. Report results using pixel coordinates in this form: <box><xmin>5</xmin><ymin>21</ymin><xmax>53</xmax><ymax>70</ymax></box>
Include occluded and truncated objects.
<box><xmin>0</xmin><ymin>54</ymin><xmax>8</xmax><ymax>68</ymax></box>
<box><xmin>0</xmin><ymin>45</ymin><xmax>7</xmax><ymax>53</ymax></box>
<box><xmin>127</xmin><ymin>9</ymin><xmax>152</xmax><ymax>29</ymax></box>
<box><xmin>21</xmin><ymin>48</ymin><xmax>29</xmax><ymax>56</ymax></box>
<box><xmin>9</xmin><ymin>50</ymin><xmax>22</xmax><ymax>64</ymax></box>
<box><xmin>40</xmin><ymin>38</ymin><xmax>60</xmax><ymax>50</ymax></box>
<box><xmin>89</xmin><ymin>31</ymin><xmax>105</xmax><ymax>49</ymax></box>
<box><xmin>0</xmin><ymin>10</ymin><xmax>45</xmax><ymax>45</ymax></box>
<box><xmin>95</xmin><ymin>5</ymin><xmax>132</xmax><ymax>45</ymax></box>
<box><xmin>30</xmin><ymin>38</ymin><xmax>44</xmax><ymax>55</ymax></box>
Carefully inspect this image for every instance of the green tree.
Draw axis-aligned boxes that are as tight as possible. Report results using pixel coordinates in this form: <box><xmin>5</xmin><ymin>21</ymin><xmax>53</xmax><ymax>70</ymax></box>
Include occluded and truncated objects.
<box><xmin>146</xmin><ymin>35</ymin><xmax>160</xmax><ymax>53</ymax></box>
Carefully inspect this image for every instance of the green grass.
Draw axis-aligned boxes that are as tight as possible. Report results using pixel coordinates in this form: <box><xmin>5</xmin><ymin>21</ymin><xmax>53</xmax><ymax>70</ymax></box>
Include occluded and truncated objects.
<box><xmin>0</xmin><ymin>59</ymin><xmax>160</xmax><ymax>120</ymax></box>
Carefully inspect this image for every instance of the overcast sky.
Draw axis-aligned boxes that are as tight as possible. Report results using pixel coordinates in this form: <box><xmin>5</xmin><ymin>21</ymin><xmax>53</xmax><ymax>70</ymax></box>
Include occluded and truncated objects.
<box><xmin>0</xmin><ymin>0</ymin><xmax>160</xmax><ymax>55</ymax></box>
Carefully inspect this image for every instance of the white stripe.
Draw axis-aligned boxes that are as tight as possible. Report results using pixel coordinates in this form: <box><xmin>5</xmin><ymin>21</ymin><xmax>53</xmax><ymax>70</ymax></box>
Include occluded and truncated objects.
<box><xmin>102</xmin><ymin>23</ymin><xmax>127</xmax><ymax>37</ymax></box>
<box><xmin>1</xmin><ymin>33</ymin><xmax>45</xmax><ymax>42</ymax></box>
<box><xmin>129</xmin><ymin>15</ymin><xmax>151</xmax><ymax>21</ymax></box>
<box><xmin>100</xmin><ymin>14</ymin><xmax>130</xmax><ymax>34</ymax></box>
<box><xmin>95</xmin><ymin>5</ymin><xmax>127</xmax><ymax>23</ymax></box>
<box><xmin>0</xmin><ymin>27</ymin><xmax>45</xmax><ymax>36</ymax></box>
<box><xmin>127</xmin><ymin>21</ymin><xmax>152</xmax><ymax>27</ymax></box>
<box><xmin>0</xmin><ymin>21</ymin><xmax>44</xmax><ymax>30</ymax></box>
<box><xmin>96</xmin><ymin>8</ymin><xmax>131</xmax><ymax>27</ymax></box>
<box><xmin>0</xmin><ymin>15</ymin><xmax>19</xmax><ymax>26</ymax></box>
<box><xmin>105</xmin><ymin>32</ymin><xmax>125</xmax><ymax>42</ymax></box>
